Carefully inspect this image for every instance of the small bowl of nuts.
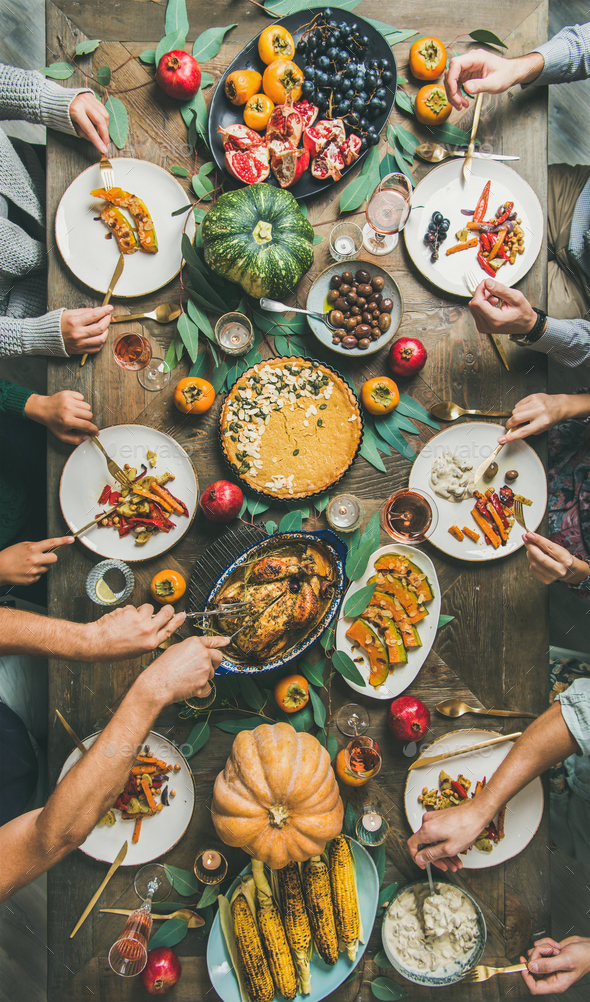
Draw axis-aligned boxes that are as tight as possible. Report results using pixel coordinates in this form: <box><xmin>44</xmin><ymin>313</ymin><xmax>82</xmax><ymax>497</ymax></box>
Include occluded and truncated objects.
<box><xmin>306</xmin><ymin>260</ymin><xmax>403</xmax><ymax>356</ymax></box>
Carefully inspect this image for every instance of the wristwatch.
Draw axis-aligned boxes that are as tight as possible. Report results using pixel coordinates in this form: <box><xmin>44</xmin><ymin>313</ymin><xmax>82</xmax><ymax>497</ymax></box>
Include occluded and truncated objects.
<box><xmin>509</xmin><ymin>308</ymin><xmax>548</xmax><ymax>345</ymax></box>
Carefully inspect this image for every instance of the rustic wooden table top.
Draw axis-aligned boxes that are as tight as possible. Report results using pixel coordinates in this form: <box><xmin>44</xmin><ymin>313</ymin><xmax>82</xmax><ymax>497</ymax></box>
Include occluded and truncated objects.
<box><xmin>45</xmin><ymin>1</ymin><xmax>549</xmax><ymax>998</ymax></box>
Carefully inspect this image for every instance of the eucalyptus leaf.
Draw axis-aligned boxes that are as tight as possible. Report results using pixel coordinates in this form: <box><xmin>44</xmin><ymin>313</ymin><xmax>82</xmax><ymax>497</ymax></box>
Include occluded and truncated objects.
<box><xmin>105</xmin><ymin>96</ymin><xmax>129</xmax><ymax>149</ymax></box>
<box><xmin>138</xmin><ymin>49</ymin><xmax>156</xmax><ymax>64</ymax></box>
<box><xmin>371</xmin><ymin>977</ymin><xmax>407</xmax><ymax>1000</ymax></box>
<box><xmin>373</xmin><ymin>950</ymin><xmax>394</xmax><ymax>969</ymax></box>
<box><xmin>313</xmin><ymin>233</ymin><xmax>325</xmax><ymax>245</ymax></box>
<box><xmin>199</xmin><ymin>161</ymin><xmax>215</xmax><ymax>175</ymax></box>
<box><xmin>216</xmin><ymin>718</ymin><xmax>264</xmax><ymax>733</ymax></box>
<box><xmin>345</xmin><ymin>538</ymin><xmax>374</xmax><ymax>581</ymax></box>
<box><xmin>184</xmin><ymin>719</ymin><xmax>211</xmax><ymax>757</ymax></box>
<box><xmin>373</xmin><ymin>843</ymin><xmax>386</xmax><ymax>886</ymax></box>
<box><xmin>396</xmin><ymin>394</ymin><xmax>440</xmax><ymax>429</ymax></box>
<box><xmin>75</xmin><ymin>39</ymin><xmax>101</xmax><ymax>56</ymax></box>
<box><xmin>372</xmin><ymin>419</ymin><xmax>417</xmax><ymax>461</ymax></box>
<box><xmin>201</xmin><ymin>71</ymin><xmax>215</xmax><ymax>88</ymax></box>
<box><xmin>279</xmin><ymin>510</ymin><xmax>303</xmax><ymax>532</ymax></box>
<box><xmin>194</xmin><ymin>206</ymin><xmax>206</xmax><ymax>224</ymax></box>
<box><xmin>165</xmin><ymin>0</ymin><xmax>189</xmax><ymax>37</ymax></box>
<box><xmin>320</xmin><ymin>620</ymin><xmax>336</xmax><ymax>652</ymax></box>
<box><xmin>317</xmin><ymin>727</ymin><xmax>338</xmax><ymax>760</ymax></box>
<box><xmin>181</xmin><ymin>232</ymin><xmax>201</xmax><ymax>270</ymax></box>
<box><xmin>426</xmin><ymin>122</ymin><xmax>472</xmax><ymax>146</ymax></box>
<box><xmin>395</xmin><ymin>90</ymin><xmax>414</xmax><ymax>116</ymax></box>
<box><xmin>391</xmin><ymin>144</ymin><xmax>414</xmax><ymax>184</ymax></box>
<box><xmin>177</xmin><ymin>312</ymin><xmax>199</xmax><ymax>363</ymax></box>
<box><xmin>164</xmin><ymin>864</ymin><xmax>202</xmax><ymax>896</ymax></box>
<box><xmin>41</xmin><ymin>63</ymin><xmax>74</xmax><ymax>79</ymax></box>
<box><xmin>279</xmin><ymin>703</ymin><xmax>314</xmax><ymax>732</ymax></box>
<box><xmin>361</xmin><ymin>510</ymin><xmax>381</xmax><ymax>553</ymax></box>
<box><xmin>189</xmin><ymin>351</ymin><xmax>209</xmax><ymax>378</ymax></box>
<box><xmin>340</xmin><ymin>172</ymin><xmax>371</xmax><ymax>214</ymax></box>
<box><xmin>380</xmin><ymin>152</ymin><xmax>396</xmax><ymax>180</ymax></box>
<box><xmin>148</xmin><ymin>918</ymin><xmax>188</xmax><ymax>950</ymax></box>
<box><xmin>192</xmin><ymin>173</ymin><xmax>214</xmax><ymax>200</ymax></box>
<box><xmin>332</xmin><ymin>650</ymin><xmax>366</xmax><ymax>687</ymax></box>
<box><xmin>385</xmin><ymin>29</ymin><xmax>418</xmax><ymax>46</ymax></box>
<box><xmin>187</xmin><ymin>298</ymin><xmax>214</xmax><ymax>337</ymax></box>
<box><xmin>165</xmin><ymin>338</ymin><xmax>179</xmax><ymax>371</ymax></box>
<box><xmin>210</xmin><ymin>360</ymin><xmax>229</xmax><ymax>393</ymax></box>
<box><xmin>265</xmin><ymin>519</ymin><xmax>278</xmax><ymax>534</ymax></box>
<box><xmin>298</xmin><ymin>203</ymin><xmax>308</xmax><ymax>217</ymax></box>
<box><xmin>308</xmin><ymin>686</ymin><xmax>326</xmax><ymax>729</ymax></box>
<box><xmin>239</xmin><ymin>497</ymin><xmax>248</xmax><ymax>519</ymax></box>
<box><xmin>156</xmin><ymin>28</ymin><xmax>187</xmax><ymax>69</ymax></box>
<box><xmin>387</xmin><ymin>412</ymin><xmax>419</xmax><ymax>435</ymax></box>
<box><xmin>193</xmin><ymin>24</ymin><xmax>238</xmax><ymax>62</ymax></box>
<box><xmin>248</xmin><ymin>498</ymin><xmax>271</xmax><ymax>518</ymax></box>
<box><xmin>202</xmin><ymin>904</ymin><xmax>215</xmax><ymax>936</ymax></box>
<box><xmin>438</xmin><ymin>614</ymin><xmax>455</xmax><ymax>627</ymax></box>
<box><xmin>239</xmin><ymin>676</ymin><xmax>267</xmax><ymax>711</ymax></box>
<box><xmin>264</xmin><ymin>0</ymin><xmax>361</xmax><ymax>15</ymax></box>
<box><xmin>96</xmin><ymin>64</ymin><xmax>111</xmax><ymax>86</ymax></box>
<box><xmin>169</xmin><ymin>164</ymin><xmax>189</xmax><ymax>176</ymax></box>
<box><xmin>344</xmin><ymin>582</ymin><xmax>377</xmax><ymax>618</ymax></box>
<box><xmin>469</xmin><ymin>28</ymin><xmax>508</xmax><ymax>48</ymax></box>
<box><xmin>343</xmin><ymin>802</ymin><xmax>358</xmax><ymax>838</ymax></box>
<box><xmin>379</xmin><ymin>881</ymin><xmax>399</xmax><ymax>908</ymax></box>
<box><xmin>390</xmin><ymin>123</ymin><xmax>419</xmax><ymax>157</ymax></box>
<box><xmin>360</xmin><ymin>426</ymin><xmax>387</xmax><ymax>473</ymax></box>
<box><xmin>314</xmin><ymin>494</ymin><xmax>330</xmax><ymax>514</ymax></box>
<box><xmin>197</xmin><ymin>882</ymin><xmax>220</xmax><ymax>909</ymax></box>
<box><xmin>299</xmin><ymin>658</ymin><xmax>325</xmax><ymax>687</ymax></box>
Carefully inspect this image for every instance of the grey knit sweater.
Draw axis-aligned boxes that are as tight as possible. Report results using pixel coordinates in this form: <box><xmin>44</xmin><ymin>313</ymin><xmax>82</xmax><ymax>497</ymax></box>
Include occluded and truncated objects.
<box><xmin>0</xmin><ymin>63</ymin><xmax>91</xmax><ymax>357</ymax></box>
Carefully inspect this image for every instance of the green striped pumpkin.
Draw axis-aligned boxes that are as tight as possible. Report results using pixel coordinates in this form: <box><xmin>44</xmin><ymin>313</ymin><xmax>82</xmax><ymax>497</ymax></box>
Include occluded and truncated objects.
<box><xmin>201</xmin><ymin>184</ymin><xmax>314</xmax><ymax>299</ymax></box>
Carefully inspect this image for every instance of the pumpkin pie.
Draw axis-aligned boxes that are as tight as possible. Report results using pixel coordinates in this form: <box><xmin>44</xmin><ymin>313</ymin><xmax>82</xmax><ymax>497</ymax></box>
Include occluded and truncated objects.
<box><xmin>219</xmin><ymin>356</ymin><xmax>362</xmax><ymax>499</ymax></box>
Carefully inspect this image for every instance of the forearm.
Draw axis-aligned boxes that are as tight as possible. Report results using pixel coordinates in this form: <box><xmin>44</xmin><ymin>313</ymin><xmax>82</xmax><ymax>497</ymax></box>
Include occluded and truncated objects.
<box><xmin>0</xmin><ymin>63</ymin><xmax>89</xmax><ymax>132</ymax></box>
<box><xmin>0</xmin><ymin>608</ymin><xmax>94</xmax><ymax>659</ymax></box>
<box><xmin>512</xmin><ymin>51</ymin><xmax>545</xmax><ymax>85</ymax></box>
<box><xmin>0</xmin><ymin>311</ymin><xmax>67</xmax><ymax>358</ymax></box>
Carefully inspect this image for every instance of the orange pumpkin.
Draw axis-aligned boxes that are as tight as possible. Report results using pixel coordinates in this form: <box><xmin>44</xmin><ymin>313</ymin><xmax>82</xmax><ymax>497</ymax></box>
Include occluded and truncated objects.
<box><xmin>211</xmin><ymin>722</ymin><xmax>343</xmax><ymax>869</ymax></box>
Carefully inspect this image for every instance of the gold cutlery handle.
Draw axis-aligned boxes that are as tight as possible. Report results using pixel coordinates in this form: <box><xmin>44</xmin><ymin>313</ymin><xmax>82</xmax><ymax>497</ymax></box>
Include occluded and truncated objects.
<box><xmin>468</xmin><ymin>409</ymin><xmax>511</xmax><ymax>417</ymax></box>
<box><xmin>90</xmin><ymin>435</ymin><xmax>107</xmax><ymax>457</ymax></box>
<box><xmin>111</xmin><ymin>312</ymin><xmax>149</xmax><ymax>323</ymax></box>
<box><xmin>475</xmin><ymin>708</ymin><xmax>537</xmax><ymax>718</ymax></box>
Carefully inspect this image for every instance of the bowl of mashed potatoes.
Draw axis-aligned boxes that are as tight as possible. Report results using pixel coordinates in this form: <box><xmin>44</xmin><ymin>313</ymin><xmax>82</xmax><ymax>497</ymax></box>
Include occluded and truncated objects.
<box><xmin>381</xmin><ymin>880</ymin><xmax>486</xmax><ymax>986</ymax></box>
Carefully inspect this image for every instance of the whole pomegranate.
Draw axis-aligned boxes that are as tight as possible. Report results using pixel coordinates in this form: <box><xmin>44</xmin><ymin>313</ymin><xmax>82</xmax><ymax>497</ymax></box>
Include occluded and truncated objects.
<box><xmin>387</xmin><ymin>696</ymin><xmax>430</xmax><ymax>742</ymax></box>
<box><xmin>141</xmin><ymin>947</ymin><xmax>182</xmax><ymax>995</ymax></box>
<box><xmin>156</xmin><ymin>50</ymin><xmax>201</xmax><ymax>100</ymax></box>
<box><xmin>200</xmin><ymin>480</ymin><xmax>244</xmax><ymax>523</ymax></box>
<box><xmin>388</xmin><ymin>336</ymin><xmax>427</xmax><ymax>378</ymax></box>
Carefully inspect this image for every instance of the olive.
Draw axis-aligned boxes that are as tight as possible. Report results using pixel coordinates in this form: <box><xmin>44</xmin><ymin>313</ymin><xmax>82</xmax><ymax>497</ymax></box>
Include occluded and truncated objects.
<box><xmin>329</xmin><ymin>309</ymin><xmax>344</xmax><ymax>327</ymax></box>
<box><xmin>483</xmin><ymin>462</ymin><xmax>498</xmax><ymax>482</ymax></box>
<box><xmin>332</xmin><ymin>336</ymin><xmax>342</xmax><ymax>344</ymax></box>
<box><xmin>380</xmin><ymin>298</ymin><xmax>393</xmax><ymax>313</ymax></box>
<box><xmin>330</xmin><ymin>275</ymin><xmax>343</xmax><ymax>288</ymax></box>
<box><xmin>362</xmin><ymin>311</ymin><xmax>373</xmax><ymax>323</ymax></box>
<box><xmin>351</xmin><ymin>305</ymin><xmax>361</xmax><ymax>315</ymax></box>
<box><xmin>356</xmin><ymin>296</ymin><xmax>367</xmax><ymax>308</ymax></box>
<box><xmin>367</xmin><ymin>291</ymin><xmax>382</xmax><ymax>305</ymax></box>
<box><xmin>334</xmin><ymin>296</ymin><xmax>347</xmax><ymax>311</ymax></box>
<box><xmin>355</xmin><ymin>324</ymin><xmax>371</xmax><ymax>337</ymax></box>
<box><xmin>355</xmin><ymin>269</ymin><xmax>371</xmax><ymax>284</ymax></box>
<box><xmin>344</xmin><ymin>317</ymin><xmax>358</xmax><ymax>331</ymax></box>
<box><xmin>341</xmin><ymin>271</ymin><xmax>354</xmax><ymax>283</ymax></box>
<box><xmin>370</xmin><ymin>319</ymin><xmax>380</xmax><ymax>328</ymax></box>
<box><xmin>505</xmin><ymin>469</ymin><xmax>519</xmax><ymax>482</ymax></box>
<box><xmin>371</xmin><ymin>275</ymin><xmax>385</xmax><ymax>291</ymax></box>
<box><xmin>339</xmin><ymin>283</ymin><xmax>351</xmax><ymax>295</ymax></box>
<box><xmin>357</xmin><ymin>283</ymin><xmax>373</xmax><ymax>297</ymax></box>
<box><xmin>371</xmin><ymin>329</ymin><xmax>381</xmax><ymax>339</ymax></box>
<box><xmin>343</xmin><ymin>310</ymin><xmax>351</xmax><ymax>319</ymax></box>
<box><xmin>371</xmin><ymin>308</ymin><xmax>381</xmax><ymax>319</ymax></box>
<box><xmin>333</xmin><ymin>328</ymin><xmax>347</xmax><ymax>339</ymax></box>
<box><xmin>342</xmin><ymin>335</ymin><xmax>359</xmax><ymax>349</ymax></box>
<box><xmin>346</xmin><ymin>291</ymin><xmax>358</xmax><ymax>305</ymax></box>
<box><xmin>378</xmin><ymin>312</ymin><xmax>391</xmax><ymax>332</ymax></box>
<box><xmin>358</xmin><ymin>337</ymin><xmax>371</xmax><ymax>350</ymax></box>
<box><xmin>327</xmin><ymin>288</ymin><xmax>340</xmax><ymax>303</ymax></box>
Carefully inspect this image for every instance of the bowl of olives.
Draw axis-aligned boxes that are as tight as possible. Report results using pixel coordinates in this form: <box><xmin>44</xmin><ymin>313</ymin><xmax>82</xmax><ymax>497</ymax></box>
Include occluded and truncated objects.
<box><xmin>306</xmin><ymin>261</ymin><xmax>403</xmax><ymax>356</ymax></box>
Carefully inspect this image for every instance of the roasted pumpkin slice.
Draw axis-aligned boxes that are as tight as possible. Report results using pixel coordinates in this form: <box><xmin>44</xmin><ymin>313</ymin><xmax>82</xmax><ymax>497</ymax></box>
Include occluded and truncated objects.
<box><xmin>367</xmin><ymin>590</ymin><xmax>424</xmax><ymax>644</ymax></box>
<box><xmin>368</xmin><ymin>574</ymin><xmax>427</xmax><ymax>624</ymax></box>
<box><xmin>92</xmin><ymin>187</ymin><xmax>158</xmax><ymax>253</ymax></box>
<box><xmin>396</xmin><ymin>619</ymin><xmax>422</xmax><ymax>649</ymax></box>
<box><xmin>374</xmin><ymin>553</ymin><xmax>434</xmax><ymax>603</ymax></box>
<box><xmin>359</xmin><ymin>611</ymin><xmax>407</xmax><ymax>667</ymax></box>
<box><xmin>345</xmin><ymin>619</ymin><xmax>388</xmax><ymax>688</ymax></box>
<box><xmin>98</xmin><ymin>205</ymin><xmax>138</xmax><ymax>254</ymax></box>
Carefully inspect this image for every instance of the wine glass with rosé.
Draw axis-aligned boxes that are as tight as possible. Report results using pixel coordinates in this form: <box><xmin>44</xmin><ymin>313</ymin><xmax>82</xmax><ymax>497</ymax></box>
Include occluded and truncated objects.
<box><xmin>112</xmin><ymin>331</ymin><xmax>171</xmax><ymax>391</ymax></box>
<box><xmin>381</xmin><ymin>488</ymin><xmax>439</xmax><ymax>545</ymax></box>
<box><xmin>108</xmin><ymin>864</ymin><xmax>171</xmax><ymax>978</ymax></box>
<box><xmin>363</xmin><ymin>172</ymin><xmax>412</xmax><ymax>255</ymax></box>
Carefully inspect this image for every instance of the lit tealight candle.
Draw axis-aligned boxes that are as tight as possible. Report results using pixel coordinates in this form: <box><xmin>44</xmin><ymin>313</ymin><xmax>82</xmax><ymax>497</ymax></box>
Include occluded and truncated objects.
<box><xmin>361</xmin><ymin>812</ymin><xmax>383</xmax><ymax>833</ymax></box>
<box><xmin>334</xmin><ymin>235</ymin><xmax>355</xmax><ymax>257</ymax></box>
<box><xmin>214</xmin><ymin>312</ymin><xmax>254</xmax><ymax>356</ymax></box>
<box><xmin>326</xmin><ymin>494</ymin><xmax>363</xmax><ymax>532</ymax></box>
<box><xmin>202</xmin><ymin>850</ymin><xmax>222</xmax><ymax>870</ymax></box>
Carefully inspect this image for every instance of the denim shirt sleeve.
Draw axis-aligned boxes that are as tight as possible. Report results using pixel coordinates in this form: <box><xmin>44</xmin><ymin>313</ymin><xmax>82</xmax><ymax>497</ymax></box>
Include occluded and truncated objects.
<box><xmin>555</xmin><ymin>678</ymin><xmax>590</xmax><ymax>756</ymax></box>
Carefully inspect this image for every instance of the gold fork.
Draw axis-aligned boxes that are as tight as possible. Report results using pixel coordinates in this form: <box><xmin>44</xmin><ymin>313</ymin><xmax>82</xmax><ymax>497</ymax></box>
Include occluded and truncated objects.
<box><xmin>513</xmin><ymin>498</ymin><xmax>527</xmax><ymax>530</ymax></box>
<box><xmin>99</xmin><ymin>154</ymin><xmax>115</xmax><ymax>190</ymax></box>
<box><xmin>90</xmin><ymin>436</ymin><xmax>132</xmax><ymax>490</ymax></box>
<box><xmin>462</xmin><ymin>962</ymin><xmax>527</xmax><ymax>983</ymax></box>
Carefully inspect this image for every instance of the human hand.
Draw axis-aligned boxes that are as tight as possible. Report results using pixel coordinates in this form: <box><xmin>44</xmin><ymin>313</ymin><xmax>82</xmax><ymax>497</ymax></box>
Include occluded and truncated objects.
<box><xmin>24</xmin><ymin>390</ymin><xmax>99</xmax><ymax>444</ymax></box>
<box><xmin>469</xmin><ymin>279</ymin><xmax>536</xmax><ymax>336</ymax></box>
<box><xmin>522</xmin><ymin>532</ymin><xmax>590</xmax><ymax>586</ymax></box>
<box><xmin>520</xmin><ymin>936</ymin><xmax>590</xmax><ymax>994</ymax></box>
<box><xmin>69</xmin><ymin>92</ymin><xmax>110</xmax><ymax>154</ymax></box>
<box><xmin>407</xmin><ymin>801</ymin><xmax>491</xmax><ymax>872</ymax></box>
<box><xmin>0</xmin><ymin>537</ymin><xmax>74</xmax><ymax>586</ymax></box>
<box><xmin>87</xmin><ymin>603</ymin><xmax>187</xmax><ymax>660</ymax></box>
<box><xmin>498</xmin><ymin>394</ymin><xmax>570</xmax><ymax>443</ymax></box>
<box><xmin>445</xmin><ymin>49</ymin><xmax>545</xmax><ymax>110</ymax></box>
<box><xmin>141</xmin><ymin>635</ymin><xmax>230</xmax><ymax>705</ymax></box>
<box><xmin>60</xmin><ymin>306</ymin><xmax>113</xmax><ymax>355</ymax></box>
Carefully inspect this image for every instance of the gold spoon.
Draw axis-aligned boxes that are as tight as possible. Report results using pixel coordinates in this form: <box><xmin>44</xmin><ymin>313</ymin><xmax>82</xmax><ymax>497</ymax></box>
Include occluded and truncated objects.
<box><xmin>111</xmin><ymin>303</ymin><xmax>182</xmax><ymax>324</ymax></box>
<box><xmin>436</xmin><ymin>698</ymin><xmax>537</xmax><ymax>719</ymax></box>
<box><xmin>100</xmin><ymin>907</ymin><xmax>205</xmax><ymax>927</ymax></box>
<box><xmin>430</xmin><ymin>401</ymin><xmax>512</xmax><ymax>421</ymax></box>
<box><xmin>415</xmin><ymin>142</ymin><xmax>519</xmax><ymax>163</ymax></box>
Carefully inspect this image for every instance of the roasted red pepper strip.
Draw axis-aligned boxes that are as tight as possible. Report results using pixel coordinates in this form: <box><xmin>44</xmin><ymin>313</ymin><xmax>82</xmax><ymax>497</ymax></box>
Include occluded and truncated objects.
<box><xmin>98</xmin><ymin>484</ymin><xmax>112</xmax><ymax>505</ymax></box>
<box><xmin>488</xmin><ymin>491</ymin><xmax>509</xmax><ymax>529</ymax></box>
<box><xmin>473</xmin><ymin>180</ymin><xmax>491</xmax><ymax>222</ymax></box>
<box><xmin>451</xmin><ymin>780</ymin><xmax>469</xmax><ymax>799</ymax></box>
<box><xmin>497</xmin><ymin>244</ymin><xmax>509</xmax><ymax>261</ymax></box>
<box><xmin>110</xmin><ymin>491</ymin><xmax>122</xmax><ymax>504</ymax></box>
<box><xmin>495</xmin><ymin>201</ymin><xmax>514</xmax><ymax>225</ymax></box>
<box><xmin>488</xmin><ymin>228</ymin><xmax>507</xmax><ymax>262</ymax></box>
<box><xmin>477</xmin><ymin>251</ymin><xmax>496</xmax><ymax>277</ymax></box>
<box><xmin>133</xmin><ymin>464</ymin><xmax>148</xmax><ymax>481</ymax></box>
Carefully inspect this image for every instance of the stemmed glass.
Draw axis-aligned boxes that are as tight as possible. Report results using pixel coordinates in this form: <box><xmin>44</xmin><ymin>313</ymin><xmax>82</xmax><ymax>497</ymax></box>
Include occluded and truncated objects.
<box><xmin>336</xmin><ymin>702</ymin><xmax>370</xmax><ymax>737</ymax></box>
<box><xmin>112</xmin><ymin>331</ymin><xmax>171</xmax><ymax>391</ymax></box>
<box><xmin>363</xmin><ymin>172</ymin><xmax>412</xmax><ymax>255</ymax></box>
<box><xmin>108</xmin><ymin>864</ymin><xmax>171</xmax><ymax>978</ymax></box>
<box><xmin>381</xmin><ymin>488</ymin><xmax>439</xmax><ymax>545</ymax></box>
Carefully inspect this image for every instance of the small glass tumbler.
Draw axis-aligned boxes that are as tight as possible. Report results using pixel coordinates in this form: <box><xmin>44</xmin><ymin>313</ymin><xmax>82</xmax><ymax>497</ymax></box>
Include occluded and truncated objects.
<box><xmin>329</xmin><ymin>222</ymin><xmax>363</xmax><ymax>262</ymax></box>
<box><xmin>326</xmin><ymin>494</ymin><xmax>364</xmax><ymax>533</ymax></box>
<box><xmin>215</xmin><ymin>312</ymin><xmax>254</xmax><ymax>356</ymax></box>
<box><xmin>355</xmin><ymin>804</ymin><xmax>390</xmax><ymax>847</ymax></box>
<box><xmin>85</xmin><ymin>559</ymin><xmax>134</xmax><ymax>606</ymax></box>
<box><xmin>194</xmin><ymin>849</ymin><xmax>228</xmax><ymax>885</ymax></box>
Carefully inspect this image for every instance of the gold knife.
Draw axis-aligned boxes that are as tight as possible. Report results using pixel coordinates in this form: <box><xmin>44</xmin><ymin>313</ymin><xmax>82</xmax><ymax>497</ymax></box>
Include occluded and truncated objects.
<box><xmin>407</xmin><ymin>731</ymin><xmax>522</xmax><ymax>771</ymax></box>
<box><xmin>70</xmin><ymin>841</ymin><xmax>128</xmax><ymax>937</ymax></box>
<box><xmin>462</xmin><ymin>92</ymin><xmax>484</xmax><ymax>182</ymax></box>
<box><xmin>55</xmin><ymin>709</ymin><xmax>87</xmax><ymax>756</ymax></box>
<box><xmin>80</xmin><ymin>252</ymin><xmax>124</xmax><ymax>366</ymax></box>
<box><xmin>489</xmin><ymin>332</ymin><xmax>510</xmax><ymax>370</ymax></box>
<box><xmin>472</xmin><ymin>442</ymin><xmax>504</xmax><ymax>487</ymax></box>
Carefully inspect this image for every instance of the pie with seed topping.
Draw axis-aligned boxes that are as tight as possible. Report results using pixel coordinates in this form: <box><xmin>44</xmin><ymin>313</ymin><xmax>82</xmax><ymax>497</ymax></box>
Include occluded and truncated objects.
<box><xmin>219</xmin><ymin>356</ymin><xmax>363</xmax><ymax>499</ymax></box>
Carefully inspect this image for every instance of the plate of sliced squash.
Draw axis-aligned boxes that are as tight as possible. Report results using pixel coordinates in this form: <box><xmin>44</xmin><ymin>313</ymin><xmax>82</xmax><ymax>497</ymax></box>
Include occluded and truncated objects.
<box><xmin>335</xmin><ymin>545</ymin><xmax>440</xmax><ymax>700</ymax></box>
<box><xmin>54</xmin><ymin>158</ymin><xmax>195</xmax><ymax>297</ymax></box>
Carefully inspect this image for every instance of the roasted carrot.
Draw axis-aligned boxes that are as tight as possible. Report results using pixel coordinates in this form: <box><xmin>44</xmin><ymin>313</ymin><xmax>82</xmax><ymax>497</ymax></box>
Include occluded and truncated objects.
<box><xmin>136</xmin><ymin>757</ymin><xmax>168</xmax><ymax>769</ymax></box>
<box><xmin>150</xmin><ymin>482</ymin><xmax>184</xmax><ymax>514</ymax></box>
<box><xmin>471</xmin><ymin>508</ymin><xmax>500</xmax><ymax>548</ymax></box>
<box><xmin>445</xmin><ymin>238</ymin><xmax>479</xmax><ymax>256</ymax></box>
<box><xmin>488</xmin><ymin>229</ymin><xmax>507</xmax><ymax>262</ymax></box>
<box><xmin>132</xmin><ymin>486</ymin><xmax>174</xmax><ymax>511</ymax></box>
<box><xmin>485</xmin><ymin>501</ymin><xmax>509</xmax><ymax>542</ymax></box>
<box><xmin>132</xmin><ymin>817</ymin><xmax>142</xmax><ymax>843</ymax></box>
<box><xmin>132</xmin><ymin>765</ymin><xmax>157</xmax><ymax>775</ymax></box>
<box><xmin>462</xmin><ymin>526</ymin><xmax>480</xmax><ymax>542</ymax></box>
<box><xmin>448</xmin><ymin>525</ymin><xmax>464</xmax><ymax>541</ymax></box>
<box><xmin>141</xmin><ymin>778</ymin><xmax>157</xmax><ymax>811</ymax></box>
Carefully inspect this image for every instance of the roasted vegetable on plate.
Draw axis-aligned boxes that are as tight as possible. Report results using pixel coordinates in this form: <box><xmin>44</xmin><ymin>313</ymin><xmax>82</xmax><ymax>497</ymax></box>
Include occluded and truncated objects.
<box><xmin>419</xmin><ymin>771</ymin><xmax>507</xmax><ymax>854</ymax></box>
<box><xmin>95</xmin><ymin>465</ymin><xmax>189</xmax><ymax>548</ymax></box>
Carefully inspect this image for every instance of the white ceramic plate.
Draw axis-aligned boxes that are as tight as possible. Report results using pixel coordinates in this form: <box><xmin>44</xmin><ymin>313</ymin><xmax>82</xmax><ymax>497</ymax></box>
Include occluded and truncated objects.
<box><xmin>409</xmin><ymin>423</ymin><xmax>547</xmax><ymax>562</ymax></box>
<box><xmin>207</xmin><ymin>840</ymin><xmax>379</xmax><ymax>1002</ymax></box>
<box><xmin>404</xmin><ymin>159</ymin><xmax>543</xmax><ymax>297</ymax></box>
<box><xmin>57</xmin><ymin>730</ymin><xmax>195</xmax><ymax>865</ymax></box>
<box><xmin>59</xmin><ymin>425</ymin><xmax>198</xmax><ymax>562</ymax></box>
<box><xmin>54</xmin><ymin>158</ymin><xmax>195</xmax><ymax>297</ymax></box>
<box><xmin>335</xmin><ymin>544</ymin><xmax>440</xmax><ymax>700</ymax></box>
<box><xmin>405</xmin><ymin>729</ymin><xmax>544</xmax><ymax>869</ymax></box>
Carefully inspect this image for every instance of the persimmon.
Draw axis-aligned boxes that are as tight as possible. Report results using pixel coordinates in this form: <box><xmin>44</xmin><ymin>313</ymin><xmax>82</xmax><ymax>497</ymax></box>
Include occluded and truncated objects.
<box><xmin>243</xmin><ymin>93</ymin><xmax>275</xmax><ymax>131</ymax></box>
<box><xmin>409</xmin><ymin>37</ymin><xmax>447</xmax><ymax>80</ymax></box>
<box><xmin>224</xmin><ymin>69</ymin><xmax>262</xmax><ymax>106</ymax></box>
<box><xmin>262</xmin><ymin>60</ymin><xmax>303</xmax><ymax>104</ymax></box>
<box><xmin>150</xmin><ymin>569</ymin><xmax>186</xmax><ymax>605</ymax></box>
<box><xmin>173</xmin><ymin>376</ymin><xmax>215</xmax><ymax>414</ymax></box>
<box><xmin>415</xmin><ymin>84</ymin><xmax>452</xmax><ymax>125</ymax></box>
<box><xmin>274</xmin><ymin>674</ymin><xmax>309</xmax><ymax>713</ymax></box>
<box><xmin>361</xmin><ymin>376</ymin><xmax>400</xmax><ymax>415</ymax></box>
<box><xmin>258</xmin><ymin>25</ymin><xmax>295</xmax><ymax>65</ymax></box>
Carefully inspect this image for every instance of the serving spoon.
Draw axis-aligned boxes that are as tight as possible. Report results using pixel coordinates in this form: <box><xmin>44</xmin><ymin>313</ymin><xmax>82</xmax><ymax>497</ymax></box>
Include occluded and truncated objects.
<box><xmin>430</xmin><ymin>401</ymin><xmax>512</xmax><ymax>422</ymax></box>
<box><xmin>415</xmin><ymin>142</ymin><xmax>519</xmax><ymax>163</ymax></box>
<box><xmin>436</xmin><ymin>698</ymin><xmax>537</xmax><ymax>719</ymax></box>
<box><xmin>259</xmin><ymin>297</ymin><xmax>336</xmax><ymax>329</ymax></box>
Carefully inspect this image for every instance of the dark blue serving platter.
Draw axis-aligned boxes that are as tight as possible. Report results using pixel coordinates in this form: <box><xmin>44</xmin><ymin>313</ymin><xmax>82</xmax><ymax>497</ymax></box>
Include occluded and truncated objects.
<box><xmin>203</xmin><ymin>529</ymin><xmax>346</xmax><ymax>675</ymax></box>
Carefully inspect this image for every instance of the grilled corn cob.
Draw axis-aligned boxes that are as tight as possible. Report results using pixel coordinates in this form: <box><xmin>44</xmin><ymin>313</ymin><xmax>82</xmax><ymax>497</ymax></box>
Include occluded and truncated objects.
<box><xmin>252</xmin><ymin>860</ymin><xmax>297</xmax><ymax>1000</ymax></box>
<box><xmin>231</xmin><ymin>891</ymin><xmax>275</xmax><ymax>1002</ymax></box>
<box><xmin>302</xmin><ymin>856</ymin><xmax>339</xmax><ymax>966</ymax></box>
<box><xmin>276</xmin><ymin>861</ymin><xmax>312</xmax><ymax>994</ymax></box>
<box><xmin>329</xmin><ymin>835</ymin><xmax>360</xmax><ymax>960</ymax></box>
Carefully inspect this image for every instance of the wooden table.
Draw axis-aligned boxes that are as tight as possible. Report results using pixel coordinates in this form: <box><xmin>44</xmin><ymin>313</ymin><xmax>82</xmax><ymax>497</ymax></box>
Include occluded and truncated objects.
<box><xmin>45</xmin><ymin>1</ymin><xmax>550</xmax><ymax>998</ymax></box>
